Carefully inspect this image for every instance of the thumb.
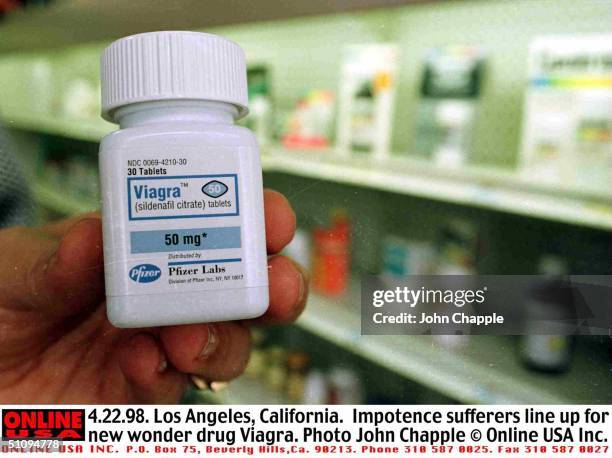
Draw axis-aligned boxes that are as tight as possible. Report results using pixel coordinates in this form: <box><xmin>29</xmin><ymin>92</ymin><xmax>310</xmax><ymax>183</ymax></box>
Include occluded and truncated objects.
<box><xmin>0</xmin><ymin>218</ymin><xmax>105</xmax><ymax>317</ymax></box>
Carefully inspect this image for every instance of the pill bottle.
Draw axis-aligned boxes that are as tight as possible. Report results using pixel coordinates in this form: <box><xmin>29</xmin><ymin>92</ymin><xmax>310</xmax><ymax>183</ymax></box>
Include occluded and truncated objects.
<box><xmin>99</xmin><ymin>31</ymin><xmax>268</xmax><ymax>327</ymax></box>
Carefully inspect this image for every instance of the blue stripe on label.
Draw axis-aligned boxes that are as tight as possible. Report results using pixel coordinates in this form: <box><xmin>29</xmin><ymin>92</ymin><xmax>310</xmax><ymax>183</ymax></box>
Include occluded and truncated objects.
<box><xmin>168</xmin><ymin>258</ymin><xmax>242</xmax><ymax>266</ymax></box>
<box><xmin>130</xmin><ymin>227</ymin><xmax>241</xmax><ymax>254</ymax></box>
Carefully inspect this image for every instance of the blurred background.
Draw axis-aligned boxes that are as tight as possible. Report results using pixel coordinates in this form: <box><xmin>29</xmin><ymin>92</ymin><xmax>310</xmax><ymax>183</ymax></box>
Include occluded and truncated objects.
<box><xmin>0</xmin><ymin>0</ymin><xmax>610</xmax><ymax>405</ymax></box>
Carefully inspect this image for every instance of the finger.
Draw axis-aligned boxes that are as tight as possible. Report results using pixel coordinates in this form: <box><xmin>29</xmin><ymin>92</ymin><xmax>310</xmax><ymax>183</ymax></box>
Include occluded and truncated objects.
<box><xmin>43</xmin><ymin>212</ymin><xmax>101</xmax><ymax>238</ymax></box>
<box><xmin>118</xmin><ymin>332</ymin><xmax>187</xmax><ymax>403</ymax></box>
<box><xmin>264</xmin><ymin>189</ymin><xmax>296</xmax><ymax>254</ymax></box>
<box><xmin>250</xmin><ymin>255</ymin><xmax>308</xmax><ymax>325</ymax></box>
<box><xmin>160</xmin><ymin>322</ymin><xmax>251</xmax><ymax>381</ymax></box>
<box><xmin>0</xmin><ymin>218</ymin><xmax>104</xmax><ymax>316</ymax></box>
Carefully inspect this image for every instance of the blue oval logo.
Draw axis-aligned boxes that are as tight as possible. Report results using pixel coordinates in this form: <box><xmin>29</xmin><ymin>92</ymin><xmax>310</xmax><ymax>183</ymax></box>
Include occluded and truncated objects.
<box><xmin>202</xmin><ymin>180</ymin><xmax>228</xmax><ymax>198</ymax></box>
<box><xmin>129</xmin><ymin>264</ymin><xmax>161</xmax><ymax>283</ymax></box>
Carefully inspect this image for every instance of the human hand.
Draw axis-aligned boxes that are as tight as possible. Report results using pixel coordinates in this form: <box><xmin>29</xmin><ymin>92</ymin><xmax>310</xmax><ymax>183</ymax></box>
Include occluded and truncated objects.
<box><xmin>0</xmin><ymin>189</ymin><xmax>306</xmax><ymax>403</ymax></box>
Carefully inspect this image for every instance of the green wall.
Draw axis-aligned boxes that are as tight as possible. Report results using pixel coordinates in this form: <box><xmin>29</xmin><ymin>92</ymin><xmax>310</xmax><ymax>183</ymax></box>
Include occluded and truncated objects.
<box><xmin>1</xmin><ymin>0</ymin><xmax>611</xmax><ymax>167</ymax></box>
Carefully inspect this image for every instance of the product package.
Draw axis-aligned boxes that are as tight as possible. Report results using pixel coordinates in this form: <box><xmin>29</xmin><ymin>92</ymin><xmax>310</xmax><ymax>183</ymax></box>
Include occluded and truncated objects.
<box><xmin>311</xmin><ymin>211</ymin><xmax>351</xmax><ymax>297</ymax></box>
<box><xmin>435</xmin><ymin>218</ymin><xmax>479</xmax><ymax>275</ymax></box>
<box><xmin>519</xmin><ymin>35</ymin><xmax>612</xmax><ymax>193</ymax></box>
<box><xmin>244</xmin><ymin>65</ymin><xmax>272</xmax><ymax>147</ymax></box>
<box><xmin>413</xmin><ymin>45</ymin><xmax>486</xmax><ymax>167</ymax></box>
<box><xmin>433</xmin><ymin>219</ymin><xmax>480</xmax><ymax>348</ymax></box>
<box><xmin>61</xmin><ymin>78</ymin><xmax>100</xmax><ymax>120</ymax></box>
<box><xmin>336</xmin><ymin>44</ymin><xmax>399</xmax><ymax>159</ymax></box>
<box><xmin>282</xmin><ymin>90</ymin><xmax>335</xmax><ymax>150</ymax></box>
<box><xmin>381</xmin><ymin>236</ymin><xmax>435</xmax><ymax>277</ymax></box>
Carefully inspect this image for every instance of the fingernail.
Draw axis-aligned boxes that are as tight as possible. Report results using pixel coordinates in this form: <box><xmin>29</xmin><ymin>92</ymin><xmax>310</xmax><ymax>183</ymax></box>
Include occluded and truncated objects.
<box><xmin>293</xmin><ymin>261</ymin><xmax>308</xmax><ymax>304</ymax></box>
<box><xmin>199</xmin><ymin>324</ymin><xmax>219</xmax><ymax>360</ymax></box>
<box><xmin>297</xmin><ymin>271</ymin><xmax>306</xmax><ymax>304</ymax></box>
<box><xmin>157</xmin><ymin>352</ymin><xmax>168</xmax><ymax>373</ymax></box>
<box><xmin>190</xmin><ymin>374</ymin><xmax>209</xmax><ymax>391</ymax></box>
<box><xmin>210</xmin><ymin>381</ymin><xmax>229</xmax><ymax>393</ymax></box>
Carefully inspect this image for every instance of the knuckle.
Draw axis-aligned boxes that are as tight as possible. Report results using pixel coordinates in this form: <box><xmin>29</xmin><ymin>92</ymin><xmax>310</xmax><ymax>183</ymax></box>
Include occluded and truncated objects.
<box><xmin>204</xmin><ymin>323</ymin><xmax>251</xmax><ymax>380</ymax></box>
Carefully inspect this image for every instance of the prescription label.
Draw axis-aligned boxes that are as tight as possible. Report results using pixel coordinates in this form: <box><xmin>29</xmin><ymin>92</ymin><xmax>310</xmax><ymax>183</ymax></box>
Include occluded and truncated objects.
<box><xmin>102</xmin><ymin>145</ymin><xmax>263</xmax><ymax>297</ymax></box>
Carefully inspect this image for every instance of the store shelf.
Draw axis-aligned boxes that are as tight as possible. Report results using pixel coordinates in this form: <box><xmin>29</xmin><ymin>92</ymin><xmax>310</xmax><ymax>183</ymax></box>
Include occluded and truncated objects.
<box><xmin>185</xmin><ymin>376</ymin><xmax>290</xmax><ymax>405</ymax></box>
<box><xmin>296</xmin><ymin>291</ymin><xmax>612</xmax><ymax>405</ymax></box>
<box><xmin>32</xmin><ymin>182</ymin><xmax>99</xmax><ymax>215</ymax></box>
<box><xmin>3</xmin><ymin>112</ymin><xmax>113</xmax><ymax>142</ymax></box>
<box><xmin>10</xmin><ymin>112</ymin><xmax>611</xmax><ymax>230</ymax></box>
<box><xmin>262</xmin><ymin>149</ymin><xmax>612</xmax><ymax>231</ymax></box>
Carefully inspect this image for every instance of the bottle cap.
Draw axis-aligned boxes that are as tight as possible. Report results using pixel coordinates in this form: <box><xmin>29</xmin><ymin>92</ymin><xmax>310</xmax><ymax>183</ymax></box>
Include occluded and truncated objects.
<box><xmin>101</xmin><ymin>31</ymin><xmax>248</xmax><ymax>122</ymax></box>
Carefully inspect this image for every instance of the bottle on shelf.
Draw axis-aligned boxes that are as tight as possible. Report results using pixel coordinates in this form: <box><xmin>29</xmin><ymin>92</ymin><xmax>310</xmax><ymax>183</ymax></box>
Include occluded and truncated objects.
<box><xmin>302</xmin><ymin>370</ymin><xmax>328</xmax><ymax>405</ymax></box>
<box><xmin>327</xmin><ymin>367</ymin><xmax>364</xmax><ymax>405</ymax></box>
<box><xmin>312</xmin><ymin>211</ymin><xmax>351</xmax><ymax>297</ymax></box>
<box><xmin>519</xmin><ymin>255</ymin><xmax>574</xmax><ymax>373</ymax></box>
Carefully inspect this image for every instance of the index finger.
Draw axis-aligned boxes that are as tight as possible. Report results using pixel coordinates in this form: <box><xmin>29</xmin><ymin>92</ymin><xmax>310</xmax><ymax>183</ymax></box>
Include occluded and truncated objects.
<box><xmin>264</xmin><ymin>189</ymin><xmax>296</xmax><ymax>254</ymax></box>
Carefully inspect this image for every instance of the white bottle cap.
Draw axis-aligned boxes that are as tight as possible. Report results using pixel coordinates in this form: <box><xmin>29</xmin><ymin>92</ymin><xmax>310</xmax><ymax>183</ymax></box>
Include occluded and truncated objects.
<box><xmin>101</xmin><ymin>31</ymin><xmax>248</xmax><ymax>122</ymax></box>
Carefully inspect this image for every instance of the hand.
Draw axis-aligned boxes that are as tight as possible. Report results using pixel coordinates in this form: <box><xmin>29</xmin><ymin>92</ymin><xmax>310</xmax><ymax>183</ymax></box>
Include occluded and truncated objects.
<box><xmin>0</xmin><ymin>189</ymin><xmax>306</xmax><ymax>403</ymax></box>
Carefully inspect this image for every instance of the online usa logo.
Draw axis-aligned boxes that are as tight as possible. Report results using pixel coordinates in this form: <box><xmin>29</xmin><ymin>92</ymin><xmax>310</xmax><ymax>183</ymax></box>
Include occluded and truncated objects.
<box><xmin>129</xmin><ymin>264</ymin><xmax>162</xmax><ymax>283</ymax></box>
<box><xmin>2</xmin><ymin>409</ymin><xmax>85</xmax><ymax>440</ymax></box>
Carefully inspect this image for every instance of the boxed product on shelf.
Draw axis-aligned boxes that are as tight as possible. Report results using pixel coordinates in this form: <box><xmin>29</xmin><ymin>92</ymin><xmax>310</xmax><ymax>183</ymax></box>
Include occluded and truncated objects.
<box><xmin>335</xmin><ymin>43</ymin><xmax>398</xmax><ymax>159</ymax></box>
<box><xmin>282</xmin><ymin>90</ymin><xmax>335</xmax><ymax>150</ymax></box>
<box><xmin>435</xmin><ymin>218</ymin><xmax>480</xmax><ymax>275</ymax></box>
<box><xmin>432</xmin><ymin>219</ymin><xmax>480</xmax><ymax>348</ymax></box>
<box><xmin>60</xmin><ymin>78</ymin><xmax>100</xmax><ymax>120</ymax></box>
<box><xmin>302</xmin><ymin>370</ymin><xmax>328</xmax><ymax>404</ymax></box>
<box><xmin>413</xmin><ymin>44</ymin><xmax>486</xmax><ymax>167</ymax></box>
<box><xmin>381</xmin><ymin>236</ymin><xmax>436</xmax><ymax>277</ymax></box>
<box><xmin>54</xmin><ymin>44</ymin><xmax>104</xmax><ymax>122</ymax></box>
<box><xmin>327</xmin><ymin>367</ymin><xmax>364</xmax><ymax>405</ymax></box>
<box><xmin>243</xmin><ymin>64</ymin><xmax>272</xmax><ymax>146</ymax></box>
<box><xmin>519</xmin><ymin>35</ymin><xmax>612</xmax><ymax>193</ymax></box>
<box><xmin>311</xmin><ymin>211</ymin><xmax>351</xmax><ymax>297</ymax></box>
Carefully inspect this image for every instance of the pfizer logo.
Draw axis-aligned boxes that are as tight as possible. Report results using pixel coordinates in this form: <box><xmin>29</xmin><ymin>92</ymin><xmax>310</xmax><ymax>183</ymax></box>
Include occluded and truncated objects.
<box><xmin>202</xmin><ymin>180</ymin><xmax>228</xmax><ymax>198</ymax></box>
<box><xmin>129</xmin><ymin>264</ymin><xmax>161</xmax><ymax>283</ymax></box>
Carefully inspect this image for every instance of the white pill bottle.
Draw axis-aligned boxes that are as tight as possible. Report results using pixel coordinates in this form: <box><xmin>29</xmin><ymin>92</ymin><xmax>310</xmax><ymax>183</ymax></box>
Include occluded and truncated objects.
<box><xmin>99</xmin><ymin>31</ymin><xmax>268</xmax><ymax>327</ymax></box>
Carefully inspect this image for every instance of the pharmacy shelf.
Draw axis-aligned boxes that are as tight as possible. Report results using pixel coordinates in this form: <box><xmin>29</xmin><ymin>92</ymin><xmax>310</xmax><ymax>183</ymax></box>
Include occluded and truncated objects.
<box><xmin>262</xmin><ymin>149</ymin><xmax>612</xmax><ymax>231</ymax></box>
<box><xmin>30</xmin><ymin>181</ymin><xmax>612</xmax><ymax>405</ymax></box>
<box><xmin>9</xmin><ymin>112</ymin><xmax>611</xmax><ymax>230</ymax></box>
<box><xmin>184</xmin><ymin>376</ymin><xmax>290</xmax><ymax>405</ymax></box>
<box><xmin>32</xmin><ymin>182</ymin><xmax>99</xmax><ymax>215</ymax></box>
<box><xmin>3</xmin><ymin>112</ymin><xmax>113</xmax><ymax>142</ymax></box>
<box><xmin>296</xmin><ymin>292</ymin><xmax>612</xmax><ymax>405</ymax></box>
